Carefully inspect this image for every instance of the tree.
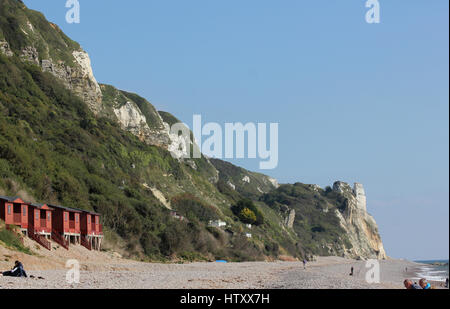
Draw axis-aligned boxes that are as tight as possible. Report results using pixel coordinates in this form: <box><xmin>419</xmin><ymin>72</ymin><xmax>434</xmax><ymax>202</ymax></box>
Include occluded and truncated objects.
<box><xmin>232</xmin><ymin>199</ymin><xmax>264</xmax><ymax>226</ymax></box>
<box><xmin>240</xmin><ymin>208</ymin><xmax>257</xmax><ymax>224</ymax></box>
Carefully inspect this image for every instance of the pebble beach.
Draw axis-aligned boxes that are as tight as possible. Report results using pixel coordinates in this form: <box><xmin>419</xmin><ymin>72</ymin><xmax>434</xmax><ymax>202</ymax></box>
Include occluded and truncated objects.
<box><xmin>1</xmin><ymin>255</ymin><xmax>438</xmax><ymax>289</ymax></box>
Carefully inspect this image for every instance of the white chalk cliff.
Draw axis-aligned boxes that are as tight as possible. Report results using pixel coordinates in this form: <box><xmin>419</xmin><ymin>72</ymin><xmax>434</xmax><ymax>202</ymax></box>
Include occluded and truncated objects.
<box><xmin>1</xmin><ymin>1</ymin><xmax>388</xmax><ymax>261</ymax></box>
<box><xmin>333</xmin><ymin>181</ymin><xmax>387</xmax><ymax>260</ymax></box>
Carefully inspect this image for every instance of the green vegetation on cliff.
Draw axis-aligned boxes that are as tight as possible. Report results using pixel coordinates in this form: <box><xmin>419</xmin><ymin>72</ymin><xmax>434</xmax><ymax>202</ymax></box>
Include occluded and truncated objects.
<box><xmin>0</xmin><ymin>0</ymin><xmax>385</xmax><ymax>261</ymax></box>
<box><xmin>261</xmin><ymin>183</ymin><xmax>353</xmax><ymax>256</ymax></box>
<box><xmin>0</xmin><ymin>0</ymin><xmax>80</xmax><ymax>65</ymax></box>
<box><xmin>0</xmin><ymin>53</ymin><xmax>301</xmax><ymax>261</ymax></box>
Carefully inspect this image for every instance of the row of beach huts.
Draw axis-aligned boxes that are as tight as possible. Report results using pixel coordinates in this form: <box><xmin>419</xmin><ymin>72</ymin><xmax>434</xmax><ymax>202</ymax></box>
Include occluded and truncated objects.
<box><xmin>0</xmin><ymin>195</ymin><xmax>103</xmax><ymax>251</ymax></box>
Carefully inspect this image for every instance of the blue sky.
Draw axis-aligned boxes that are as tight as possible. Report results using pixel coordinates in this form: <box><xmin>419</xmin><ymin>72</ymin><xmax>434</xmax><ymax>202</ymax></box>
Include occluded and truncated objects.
<box><xmin>23</xmin><ymin>1</ymin><xmax>449</xmax><ymax>260</ymax></box>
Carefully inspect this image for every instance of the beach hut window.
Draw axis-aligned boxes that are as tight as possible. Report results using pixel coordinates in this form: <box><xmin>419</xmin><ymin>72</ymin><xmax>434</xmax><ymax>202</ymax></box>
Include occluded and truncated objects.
<box><xmin>75</xmin><ymin>214</ymin><xmax>79</xmax><ymax>223</ymax></box>
<box><xmin>7</xmin><ymin>205</ymin><xmax>11</xmax><ymax>215</ymax></box>
<box><xmin>48</xmin><ymin>212</ymin><xmax>51</xmax><ymax>220</ymax></box>
<box><xmin>65</xmin><ymin>213</ymin><xmax>68</xmax><ymax>222</ymax></box>
<box><xmin>23</xmin><ymin>206</ymin><xmax>27</xmax><ymax>216</ymax></box>
<box><xmin>35</xmin><ymin>211</ymin><xmax>39</xmax><ymax>220</ymax></box>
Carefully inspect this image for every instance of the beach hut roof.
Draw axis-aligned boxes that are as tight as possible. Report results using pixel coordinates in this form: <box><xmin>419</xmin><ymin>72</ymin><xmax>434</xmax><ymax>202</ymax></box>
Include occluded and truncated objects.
<box><xmin>67</xmin><ymin>206</ymin><xmax>101</xmax><ymax>216</ymax></box>
<box><xmin>48</xmin><ymin>204</ymin><xmax>83</xmax><ymax>213</ymax></box>
<box><xmin>30</xmin><ymin>203</ymin><xmax>54</xmax><ymax>210</ymax></box>
<box><xmin>0</xmin><ymin>195</ymin><xmax>24</xmax><ymax>203</ymax></box>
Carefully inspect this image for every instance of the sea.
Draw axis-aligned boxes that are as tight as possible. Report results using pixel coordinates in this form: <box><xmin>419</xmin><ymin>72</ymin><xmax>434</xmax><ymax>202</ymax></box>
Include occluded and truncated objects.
<box><xmin>414</xmin><ymin>260</ymin><xmax>449</xmax><ymax>283</ymax></box>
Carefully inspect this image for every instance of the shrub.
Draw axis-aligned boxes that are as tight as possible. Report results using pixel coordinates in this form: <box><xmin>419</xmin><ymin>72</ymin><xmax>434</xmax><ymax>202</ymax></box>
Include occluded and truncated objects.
<box><xmin>239</xmin><ymin>208</ymin><xmax>257</xmax><ymax>224</ymax></box>
<box><xmin>231</xmin><ymin>199</ymin><xmax>264</xmax><ymax>226</ymax></box>
<box><xmin>159</xmin><ymin>223</ymin><xmax>190</xmax><ymax>255</ymax></box>
<box><xmin>171</xmin><ymin>193</ymin><xmax>218</xmax><ymax>223</ymax></box>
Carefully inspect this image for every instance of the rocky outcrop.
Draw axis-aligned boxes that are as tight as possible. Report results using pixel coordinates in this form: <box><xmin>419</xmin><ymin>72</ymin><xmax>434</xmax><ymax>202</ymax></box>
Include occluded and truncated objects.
<box><xmin>1</xmin><ymin>0</ymin><xmax>199</xmax><ymax>151</ymax></box>
<box><xmin>113</xmin><ymin>100</ymin><xmax>169</xmax><ymax>147</ymax></box>
<box><xmin>101</xmin><ymin>84</ymin><xmax>173</xmax><ymax>149</ymax></box>
<box><xmin>16</xmin><ymin>44</ymin><xmax>104</xmax><ymax>115</ymax></box>
<box><xmin>20</xmin><ymin>46</ymin><xmax>39</xmax><ymax>64</ymax></box>
<box><xmin>113</xmin><ymin>101</ymin><xmax>148</xmax><ymax>134</ymax></box>
<box><xmin>40</xmin><ymin>51</ymin><xmax>103</xmax><ymax>114</ymax></box>
<box><xmin>284</xmin><ymin>209</ymin><xmax>296</xmax><ymax>229</ymax></box>
<box><xmin>354</xmin><ymin>183</ymin><xmax>367</xmax><ymax>213</ymax></box>
<box><xmin>0</xmin><ymin>40</ymin><xmax>13</xmax><ymax>57</ymax></box>
<box><xmin>165</xmin><ymin>121</ymin><xmax>190</xmax><ymax>158</ymax></box>
<box><xmin>227</xmin><ymin>181</ymin><xmax>236</xmax><ymax>190</ymax></box>
<box><xmin>70</xmin><ymin>51</ymin><xmax>103</xmax><ymax>114</ymax></box>
<box><xmin>267</xmin><ymin>177</ymin><xmax>280</xmax><ymax>189</ymax></box>
<box><xmin>333</xmin><ymin>181</ymin><xmax>387</xmax><ymax>260</ymax></box>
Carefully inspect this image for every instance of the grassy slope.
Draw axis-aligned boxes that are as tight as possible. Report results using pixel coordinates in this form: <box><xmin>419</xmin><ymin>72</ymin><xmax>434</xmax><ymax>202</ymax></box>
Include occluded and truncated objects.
<box><xmin>210</xmin><ymin>158</ymin><xmax>276</xmax><ymax>201</ymax></box>
<box><xmin>0</xmin><ymin>0</ymin><xmax>80</xmax><ymax>66</ymax></box>
<box><xmin>0</xmin><ymin>222</ymin><xmax>33</xmax><ymax>254</ymax></box>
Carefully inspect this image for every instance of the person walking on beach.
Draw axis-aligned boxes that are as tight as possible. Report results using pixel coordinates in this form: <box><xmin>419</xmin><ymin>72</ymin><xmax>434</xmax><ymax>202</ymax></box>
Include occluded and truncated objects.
<box><xmin>403</xmin><ymin>279</ymin><xmax>422</xmax><ymax>289</ymax></box>
<box><xmin>303</xmin><ymin>259</ymin><xmax>307</xmax><ymax>270</ymax></box>
<box><xmin>1</xmin><ymin>261</ymin><xmax>27</xmax><ymax>278</ymax></box>
<box><xmin>350</xmin><ymin>266</ymin><xmax>354</xmax><ymax>276</ymax></box>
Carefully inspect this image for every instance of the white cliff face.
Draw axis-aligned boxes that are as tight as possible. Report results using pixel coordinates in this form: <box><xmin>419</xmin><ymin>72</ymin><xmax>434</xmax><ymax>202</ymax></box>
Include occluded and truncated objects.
<box><xmin>285</xmin><ymin>209</ymin><xmax>296</xmax><ymax>229</ymax></box>
<box><xmin>10</xmin><ymin>15</ymin><xmax>101</xmax><ymax>114</ymax></box>
<box><xmin>165</xmin><ymin>122</ymin><xmax>191</xmax><ymax>159</ymax></box>
<box><xmin>72</xmin><ymin>51</ymin><xmax>99</xmax><ymax>88</ymax></box>
<box><xmin>71</xmin><ymin>50</ymin><xmax>103</xmax><ymax>113</ymax></box>
<box><xmin>332</xmin><ymin>181</ymin><xmax>387</xmax><ymax>260</ymax></box>
<box><xmin>227</xmin><ymin>181</ymin><xmax>236</xmax><ymax>190</ymax></box>
<box><xmin>112</xmin><ymin>101</ymin><xmax>172</xmax><ymax>148</ymax></box>
<box><xmin>309</xmin><ymin>184</ymin><xmax>322</xmax><ymax>192</ymax></box>
<box><xmin>6</xmin><ymin>14</ymin><xmax>171</xmax><ymax>148</ymax></box>
<box><xmin>114</xmin><ymin>101</ymin><xmax>148</xmax><ymax>131</ymax></box>
<box><xmin>354</xmin><ymin>183</ymin><xmax>367</xmax><ymax>213</ymax></box>
<box><xmin>242</xmin><ymin>176</ymin><xmax>251</xmax><ymax>183</ymax></box>
<box><xmin>26</xmin><ymin>21</ymin><xmax>34</xmax><ymax>33</ymax></box>
<box><xmin>268</xmin><ymin>177</ymin><xmax>280</xmax><ymax>189</ymax></box>
<box><xmin>19</xmin><ymin>44</ymin><xmax>104</xmax><ymax>115</ymax></box>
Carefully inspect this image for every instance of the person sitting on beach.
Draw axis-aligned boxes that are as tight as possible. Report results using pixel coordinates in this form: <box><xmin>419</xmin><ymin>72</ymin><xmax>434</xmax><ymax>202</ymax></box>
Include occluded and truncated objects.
<box><xmin>403</xmin><ymin>279</ymin><xmax>422</xmax><ymax>289</ymax></box>
<box><xmin>1</xmin><ymin>261</ymin><xmax>27</xmax><ymax>278</ymax></box>
<box><xmin>419</xmin><ymin>278</ymin><xmax>434</xmax><ymax>289</ymax></box>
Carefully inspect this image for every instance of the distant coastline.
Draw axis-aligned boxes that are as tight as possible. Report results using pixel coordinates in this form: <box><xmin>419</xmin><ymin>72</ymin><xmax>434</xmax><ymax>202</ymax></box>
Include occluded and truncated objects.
<box><xmin>412</xmin><ymin>260</ymin><xmax>449</xmax><ymax>283</ymax></box>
